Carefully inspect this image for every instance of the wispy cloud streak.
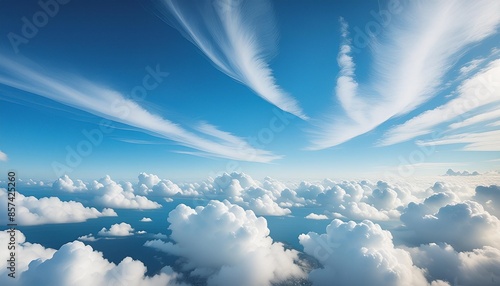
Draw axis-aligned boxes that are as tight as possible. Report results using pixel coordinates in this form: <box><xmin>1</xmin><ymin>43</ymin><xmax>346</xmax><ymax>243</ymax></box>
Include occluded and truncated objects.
<box><xmin>0</xmin><ymin>56</ymin><xmax>279</xmax><ymax>162</ymax></box>
<box><xmin>379</xmin><ymin>59</ymin><xmax>500</xmax><ymax>146</ymax></box>
<box><xmin>152</xmin><ymin>0</ymin><xmax>307</xmax><ymax>120</ymax></box>
<box><xmin>309</xmin><ymin>0</ymin><xmax>500</xmax><ymax>150</ymax></box>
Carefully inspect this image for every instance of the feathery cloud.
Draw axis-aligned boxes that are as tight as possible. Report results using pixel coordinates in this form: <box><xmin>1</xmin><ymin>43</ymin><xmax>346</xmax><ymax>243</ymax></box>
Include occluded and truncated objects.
<box><xmin>153</xmin><ymin>0</ymin><xmax>307</xmax><ymax>119</ymax></box>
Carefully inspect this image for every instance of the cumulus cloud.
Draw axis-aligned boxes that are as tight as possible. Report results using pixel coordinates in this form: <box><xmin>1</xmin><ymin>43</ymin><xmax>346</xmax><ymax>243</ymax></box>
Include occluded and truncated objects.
<box><xmin>474</xmin><ymin>185</ymin><xmax>500</xmax><ymax>217</ymax></box>
<box><xmin>145</xmin><ymin>200</ymin><xmax>305</xmax><ymax>285</ymax></box>
<box><xmin>195</xmin><ymin>173</ymin><xmax>292</xmax><ymax>216</ymax></box>
<box><xmin>299</xmin><ymin>219</ymin><xmax>431</xmax><ymax>286</ymax></box>
<box><xmin>409</xmin><ymin>243</ymin><xmax>500</xmax><ymax>286</ymax></box>
<box><xmin>53</xmin><ymin>175</ymin><xmax>87</xmax><ymax>192</ymax></box>
<box><xmin>98</xmin><ymin>222</ymin><xmax>135</xmax><ymax>237</ymax></box>
<box><xmin>0</xmin><ymin>188</ymin><xmax>116</xmax><ymax>226</ymax></box>
<box><xmin>140</xmin><ymin>217</ymin><xmax>153</xmax><ymax>222</ymax></box>
<box><xmin>305</xmin><ymin>213</ymin><xmax>329</xmax><ymax>220</ymax></box>
<box><xmin>0</xmin><ymin>230</ymin><xmax>185</xmax><ymax>286</ymax></box>
<box><xmin>400</xmin><ymin>199</ymin><xmax>500</xmax><ymax>251</ymax></box>
<box><xmin>90</xmin><ymin>175</ymin><xmax>162</xmax><ymax>209</ymax></box>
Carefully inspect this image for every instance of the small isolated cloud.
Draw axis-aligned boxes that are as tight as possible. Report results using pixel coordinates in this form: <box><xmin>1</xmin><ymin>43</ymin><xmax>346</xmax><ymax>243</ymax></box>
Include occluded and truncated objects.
<box><xmin>98</xmin><ymin>223</ymin><xmax>135</xmax><ymax>237</ymax></box>
<box><xmin>145</xmin><ymin>200</ymin><xmax>305</xmax><ymax>285</ymax></box>
<box><xmin>140</xmin><ymin>217</ymin><xmax>153</xmax><ymax>222</ymax></box>
<box><xmin>299</xmin><ymin>219</ymin><xmax>431</xmax><ymax>286</ymax></box>
<box><xmin>0</xmin><ymin>230</ymin><xmax>185</xmax><ymax>286</ymax></box>
<box><xmin>78</xmin><ymin>234</ymin><xmax>97</xmax><ymax>242</ymax></box>
<box><xmin>0</xmin><ymin>150</ymin><xmax>7</xmax><ymax>161</ymax></box>
<box><xmin>0</xmin><ymin>188</ymin><xmax>116</xmax><ymax>226</ymax></box>
<box><xmin>305</xmin><ymin>213</ymin><xmax>329</xmax><ymax>220</ymax></box>
<box><xmin>136</xmin><ymin>230</ymin><xmax>147</xmax><ymax>234</ymax></box>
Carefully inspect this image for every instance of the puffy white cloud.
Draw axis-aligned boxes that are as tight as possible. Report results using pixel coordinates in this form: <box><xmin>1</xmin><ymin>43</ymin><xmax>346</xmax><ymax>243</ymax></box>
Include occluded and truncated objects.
<box><xmin>400</xmin><ymin>200</ymin><xmax>500</xmax><ymax>251</ymax></box>
<box><xmin>98</xmin><ymin>223</ymin><xmax>134</xmax><ymax>237</ymax></box>
<box><xmin>0</xmin><ymin>188</ymin><xmax>116</xmax><ymax>226</ymax></box>
<box><xmin>53</xmin><ymin>175</ymin><xmax>87</xmax><ymax>192</ymax></box>
<box><xmin>305</xmin><ymin>213</ymin><xmax>329</xmax><ymax>220</ymax></box>
<box><xmin>145</xmin><ymin>200</ymin><xmax>305</xmax><ymax>286</ymax></box>
<box><xmin>91</xmin><ymin>176</ymin><xmax>161</xmax><ymax>209</ymax></box>
<box><xmin>0</xmin><ymin>230</ymin><xmax>185</xmax><ymax>286</ymax></box>
<box><xmin>409</xmin><ymin>243</ymin><xmax>500</xmax><ymax>286</ymax></box>
<box><xmin>474</xmin><ymin>185</ymin><xmax>500</xmax><ymax>217</ymax></box>
<box><xmin>194</xmin><ymin>173</ymin><xmax>292</xmax><ymax>216</ymax></box>
<box><xmin>136</xmin><ymin>173</ymin><xmax>182</xmax><ymax>197</ymax></box>
<box><xmin>140</xmin><ymin>217</ymin><xmax>153</xmax><ymax>222</ymax></box>
<box><xmin>244</xmin><ymin>194</ymin><xmax>291</xmax><ymax>216</ymax></box>
<box><xmin>299</xmin><ymin>219</ymin><xmax>430</xmax><ymax>286</ymax></box>
<box><xmin>53</xmin><ymin>175</ymin><xmax>162</xmax><ymax>209</ymax></box>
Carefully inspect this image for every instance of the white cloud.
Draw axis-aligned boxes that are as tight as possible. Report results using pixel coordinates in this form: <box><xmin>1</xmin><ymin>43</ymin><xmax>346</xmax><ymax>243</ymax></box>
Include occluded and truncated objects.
<box><xmin>449</xmin><ymin>106</ymin><xmax>500</xmax><ymax>130</ymax></box>
<box><xmin>98</xmin><ymin>222</ymin><xmax>135</xmax><ymax>237</ymax></box>
<box><xmin>140</xmin><ymin>217</ymin><xmax>153</xmax><ymax>222</ymax></box>
<box><xmin>53</xmin><ymin>174</ymin><xmax>87</xmax><ymax>192</ymax></box>
<box><xmin>0</xmin><ymin>230</ymin><xmax>185</xmax><ymax>286</ymax></box>
<box><xmin>299</xmin><ymin>219</ymin><xmax>430</xmax><ymax>286</ymax></box>
<box><xmin>310</xmin><ymin>0</ymin><xmax>500</xmax><ymax>149</ymax></box>
<box><xmin>400</xmin><ymin>200</ymin><xmax>500</xmax><ymax>251</ymax></box>
<box><xmin>0</xmin><ymin>150</ymin><xmax>7</xmax><ymax>161</ymax></box>
<box><xmin>417</xmin><ymin>130</ymin><xmax>500</xmax><ymax>151</ymax></box>
<box><xmin>380</xmin><ymin>59</ymin><xmax>500</xmax><ymax>146</ymax></box>
<box><xmin>0</xmin><ymin>188</ymin><xmax>116</xmax><ymax>226</ymax></box>
<box><xmin>244</xmin><ymin>193</ymin><xmax>291</xmax><ymax>216</ymax></box>
<box><xmin>153</xmin><ymin>0</ymin><xmax>307</xmax><ymax>120</ymax></box>
<box><xmin>459</xmin><ymin>58</ymin><xmax>486</xmax><ymax>76</ymax></box>
<box><xmin>305</xmin><ymin>213</ymin><xmax>329</xmax><ymax>220</ymax></box>
<box><xmin>474</xmin><ymin>185</ymin><xmax>500</xmax><ymax>217</ymax></box>
<box><xmin>0</xmin><ymin>55</ymin><xmax>278</xmax><ymax>163</ymax></box>
<box><xmin>90</xmin><ymin>175</ymin><xmax>162</xmax><ymax>209</ymax></box>
<box><xmin>409</xmin><ymin>243</ymin><xmax>500</xmax><ymax>286</ymax></box>
<box><xmin>145</xmin><ymin>200</ymin><xmax>305</xmax><ymax>285</ymax></box>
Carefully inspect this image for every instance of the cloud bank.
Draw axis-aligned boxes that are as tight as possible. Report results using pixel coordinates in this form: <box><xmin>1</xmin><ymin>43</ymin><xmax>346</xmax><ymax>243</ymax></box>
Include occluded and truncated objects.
<box><xmin>0</xmin><ymin>188</ymin><xmax>116</xmax><ymax>226</ymax></box>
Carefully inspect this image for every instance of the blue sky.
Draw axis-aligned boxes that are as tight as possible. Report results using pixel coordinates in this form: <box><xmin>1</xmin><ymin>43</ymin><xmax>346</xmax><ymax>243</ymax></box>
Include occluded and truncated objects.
<box><xmin>0</xmin><ymin>0</ymin><xmax>499</xmax><ymax>181</ymax></box>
